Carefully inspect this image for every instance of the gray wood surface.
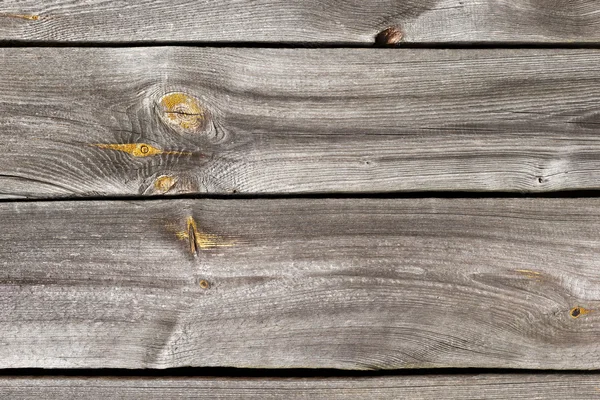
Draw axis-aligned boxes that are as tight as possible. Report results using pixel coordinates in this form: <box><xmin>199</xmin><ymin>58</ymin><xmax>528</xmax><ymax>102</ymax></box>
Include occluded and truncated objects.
<box><xmin>1</xmin><ymin>374</ymin><xmax>600</xmax><ymax>399</ymax></box>
<box><xmin>2</xmin><ymin>48</ymin><xmax>600</xmax><ymax>198</ymax></box>
<box><xmin>2</xmin><ymin>198</ymin><xmax>600</xmax><ymax>369</ymax></box>
<box><xmin>1</xmin><ymin>0</ymin><xmax>600</xmax><ymax>43</ymax></box>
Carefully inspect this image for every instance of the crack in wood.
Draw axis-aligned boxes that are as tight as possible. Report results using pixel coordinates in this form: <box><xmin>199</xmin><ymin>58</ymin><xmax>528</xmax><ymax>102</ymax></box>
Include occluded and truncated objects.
<box><xmin>176</xmin><ymin>216</ymin><xmax>233</xmax><ymax>255</ymax></box>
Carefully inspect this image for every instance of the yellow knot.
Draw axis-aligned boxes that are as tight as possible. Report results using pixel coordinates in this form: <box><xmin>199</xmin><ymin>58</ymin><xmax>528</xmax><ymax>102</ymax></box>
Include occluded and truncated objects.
<box><xmin>199</xmin><ymin>279</ymin><xmax>210</xmax><ymax>289</ymax></box>
<box><xmin>158</xmin><ymin>92</ymin><xmax>206</xmax><ymax>133</ymax></box>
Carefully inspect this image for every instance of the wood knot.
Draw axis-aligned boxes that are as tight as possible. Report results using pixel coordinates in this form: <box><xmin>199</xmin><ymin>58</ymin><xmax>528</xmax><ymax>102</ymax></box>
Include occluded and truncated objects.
<box><xmin>570</xmin><ymin>306</ymin><xmax>591</xmax><ymax>319</ymax></box>
<box><xmin>158</xmin><ymin>92</ymin><xmax>206</xmax><ymax>133</ymax></box>
<box><xmin>376</xmin><ymin>27</ymin><xmax>403</xmax><ymax>45</ymax></box>
<box><xmin>154</xmin><ymin>175</ymin><xmax>177</xmax><ymax>194</ymax></box>
<box><xmin>199</xmin><ymin>279</ymin><xmax>210</xmax><ymax>289</ymax></box>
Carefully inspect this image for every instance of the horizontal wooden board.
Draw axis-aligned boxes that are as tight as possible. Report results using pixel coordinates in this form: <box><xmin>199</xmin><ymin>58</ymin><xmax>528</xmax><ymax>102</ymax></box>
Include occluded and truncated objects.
<box><xmin>1</xmin><ymin>0</ymin><xmax>600</xmax><ymax>43</ymax></box>
<box><xmin>1</xmin><ymin>374</ymin><xmax>600</xmax><ymax>399</ymax></box>
<box><xmin>2</xmin><ymin>48</ymin><xmax>600</xmax><ymax>198</ymax></box>
<box><xmin>2</xmin><ymin>198</ymin><xmax>600</xmax><ymax>369</ymax></box>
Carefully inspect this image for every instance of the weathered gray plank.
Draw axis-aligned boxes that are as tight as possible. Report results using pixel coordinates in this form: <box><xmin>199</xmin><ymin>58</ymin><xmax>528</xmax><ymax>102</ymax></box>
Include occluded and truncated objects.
<box><xmin>1</xmin><ymin>198</ymin><xmax>600</xmax><ymax>369</ymax></box>
<box><xmin>1</xmin><ymin>0</ymin><xmax>600</xmax><ymax>43</ymax></box>
<box><xmin>2</xmin><ymin>48</ymin><xmax>600</xmax><ymax>198</ymax></box>
<box><xmin>1</xmin><ymin>374</ymin><xmax>600</xmax><ymax>399</ymax></box>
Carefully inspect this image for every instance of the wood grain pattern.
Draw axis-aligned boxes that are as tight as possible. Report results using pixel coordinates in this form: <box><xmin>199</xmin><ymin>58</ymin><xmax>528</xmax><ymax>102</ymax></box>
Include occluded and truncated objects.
<box><xmin>1</xmin><ymin>0</ymin><xmax>600</xmax><ymax>43</ymax></box>
<box><xmin>2</xmin><ymin>48</ymin><xmax>600</xmax><ymax>198</ymax></box>
<box><xmin>2</xmin><ymin>198</ymin><xmax>600</xmax><ymax>369</ymax></box>
<box><xmin>1</xmin><ymin>374</ymin><xmax>600</xmax><ymax>399</ymax></box>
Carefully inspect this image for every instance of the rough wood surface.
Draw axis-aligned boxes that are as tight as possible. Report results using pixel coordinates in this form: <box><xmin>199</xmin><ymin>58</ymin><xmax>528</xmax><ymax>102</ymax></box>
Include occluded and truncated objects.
<box><xmin>1</xmin><ymin>374</ymin><xmax>600</xmax><ymax>399</ymax></box>
<box><xmin>1</xmin><ymin>0</ymin><xmax>600</xmax><ymax>43</ymax></box>
<box><xmin>2</xmin><ymin>198</ymin><xmax>600</xmax><ymax>369</ymax></box>
<box><xmin>2</xmin><ymin>48</ymin><xmax>600</xmax><ymax>198</ymax></box>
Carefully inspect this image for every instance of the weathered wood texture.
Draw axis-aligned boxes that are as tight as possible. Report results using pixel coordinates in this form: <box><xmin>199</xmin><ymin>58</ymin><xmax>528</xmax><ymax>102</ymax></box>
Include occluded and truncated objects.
<box><xmin>2</xmin><ymin>48</ymin><xmax>600</xmax><ymax>198</ymax></box>
<box><xmin>1</xmin><ymin>0</ymin><xmax>600</xmax><ymax>43</ymax></box>
<box><xmin>1</xmin><ymin>374</ymin><xmax>600</xmax><ymax>399</ymax></box>
<box><xmin>2</xmin><ymin>198</ymin><xmax>600</xmax><ymax>369</ymax></box>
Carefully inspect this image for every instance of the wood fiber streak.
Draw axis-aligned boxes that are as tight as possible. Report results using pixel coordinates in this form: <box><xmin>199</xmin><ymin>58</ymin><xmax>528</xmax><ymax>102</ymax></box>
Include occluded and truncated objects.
<box><xmin>0</xmin><ymin>0</ymin><xmax>599</xmax><ymax>43</ymax></box>
<box><xmin>1</xmin><ymin>374</ymin><xmax>599</xmax><ymax>399</ymax></box>
<box><xmin>2</xmin><ymin>48</ymin><xmax>600</xmax><ymax>198</ymax></box>
<box><xmin>1</xmin><ymin>198</ymin><xmax>600</xmax><ymax>369</ymax></box>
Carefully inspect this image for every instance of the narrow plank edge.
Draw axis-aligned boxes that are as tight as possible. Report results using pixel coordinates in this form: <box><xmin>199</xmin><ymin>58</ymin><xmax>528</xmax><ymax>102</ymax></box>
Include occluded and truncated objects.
<box><xmin>0</xmin><ymin>374</ymin><xmax>599</xmax><ymax>399</ymax></box>
<box><xmin>1</xmin><ymin>0</ymin><xmax>600</xmax><ymax>43</ymax></box>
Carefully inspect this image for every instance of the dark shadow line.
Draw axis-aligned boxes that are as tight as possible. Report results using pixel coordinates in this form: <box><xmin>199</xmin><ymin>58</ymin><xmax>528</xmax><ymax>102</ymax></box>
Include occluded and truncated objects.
<box><xmin>3</xmin><ymin>190</ymin><xmax>600</xmax><ymax>204</ymax></box>
<box><xmin>0</xmin><ymin>367</ymin><xmax>598</xmax><ymax>378</ymax></box>
<box><xmin>2</xmin><ymin>40</ymin><xmax>600</xmax><ymax>49</ymax></box>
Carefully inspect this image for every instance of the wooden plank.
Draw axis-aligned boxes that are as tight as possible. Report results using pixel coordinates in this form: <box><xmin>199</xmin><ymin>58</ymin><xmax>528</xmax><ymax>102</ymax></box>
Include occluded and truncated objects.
<box><xmin>1</xmin><ymin>197</ymin><xmax>600</xmax><ymax>369</ymax></box>
<box><xmin>2</xmin><ymin>48</ymin><xmax>600</xmax><ymax>198</ymax></box>
<box><xmin>1</xmin><ymin>374</ymin><xmax>600</xmax><ymax>399</ymax></box>
<box><xmin>1</xmin><ymin>0</ymin><xmax>600</xmax><ymax>43</ymax></box>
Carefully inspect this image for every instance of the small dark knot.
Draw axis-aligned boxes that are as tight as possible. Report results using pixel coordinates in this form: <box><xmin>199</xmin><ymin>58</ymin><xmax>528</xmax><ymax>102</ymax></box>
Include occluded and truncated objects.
<box><xmin>376</xmin><ymin>27</ymin><xmax>403</xmax><ymax>46</ymax></box>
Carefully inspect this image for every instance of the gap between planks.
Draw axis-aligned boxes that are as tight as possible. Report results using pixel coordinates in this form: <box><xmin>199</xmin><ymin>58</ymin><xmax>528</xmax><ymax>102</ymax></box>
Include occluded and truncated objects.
<box><xmin>3</xmin><ymin>191</ymin><xmax>600</xmax><ymax>205</ymax></box>
<box><xmin>5</xmin><ymin>42</ymin><xmax>600</xmax><ymax>48</ymax></box>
